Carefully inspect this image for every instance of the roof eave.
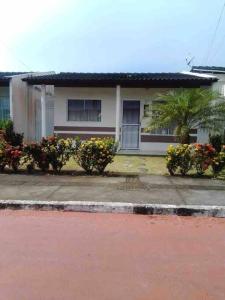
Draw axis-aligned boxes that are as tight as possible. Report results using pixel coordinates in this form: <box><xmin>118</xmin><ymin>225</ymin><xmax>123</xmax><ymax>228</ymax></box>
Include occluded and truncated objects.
<box><xmin>24</xmin><ymin>78</ymin><xmax>216</xmax><ymax>88</ymax></box>
<box><xmin>191</xmin><ymin>66</ymin><xmax>225</xmax><ymax>74</ymax></box>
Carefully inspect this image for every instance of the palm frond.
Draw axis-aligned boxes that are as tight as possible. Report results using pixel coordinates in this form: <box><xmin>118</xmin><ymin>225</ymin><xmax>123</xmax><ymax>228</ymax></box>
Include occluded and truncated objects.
<box><xmin>146</xmin><ymin>88</ymin><xmax>223</xmax><ymax>142</ymax></box>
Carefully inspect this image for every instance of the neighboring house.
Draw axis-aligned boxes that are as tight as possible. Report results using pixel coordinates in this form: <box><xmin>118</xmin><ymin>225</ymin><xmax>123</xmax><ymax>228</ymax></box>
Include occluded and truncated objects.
<box><xmin>22</xmin><ymin>72</ymin><xmax>217</xmax><ymax>154</ymax></box>
<box><xmin>0</xmin><ymin>72</ymin><xmax>28</xmax><ymax>120</ymax></box>
<box><xmin>191</xmin><ymin>66</ymin><xmax>225</xmax><ymax>96</ymax></box>
<box><xmin>0</xmin><ymin>71</ymin><xmax>55</xmax><ymax>141</ymax></box>
<box><xmin>190</xmin><ymin>66</ymin><xmax>225</xmax><ymax>143</ymax></box>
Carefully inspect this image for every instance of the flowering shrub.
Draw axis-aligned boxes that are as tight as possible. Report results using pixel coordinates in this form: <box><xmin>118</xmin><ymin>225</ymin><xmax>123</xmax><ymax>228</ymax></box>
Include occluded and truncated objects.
<box><xmin>0</xmin><ymin>140</ymin><xmax>7</xmax><ymax>171</ymax></box>
<box><xmin>209</xmin><ymin>134</ymin><xmax>223</xmax><ymax>153</ymax></box>
<box><xmin>0</xmin><ymin>140</ymin><xmax>23</xmax><ymax>172</ymax></box>
<box><xmin>3</xmin><ymin>120</ymin><xmax>24</xmax><ymax>147</ymax></box>
<box><xmin>191</xmin><ymin>143</ymin><xmax>216</xmax><ymax>175</ymax></box>
<box><xmin>166</xmin><ymin>143</ymin><xmax>221</xmax><ymax>176</ymax></box>
<box><xmin>75</xmin><ymin>138</ymin><xmax>118</xmax><ymax>174</ymax></box>
<box><xmin>212</xmin><ymin>145</ymin><xmax>225</xmax><ymax>176</ymax></box>
<box><xmin>23</xmin><ymin>142</ymin><xmax>50</xmax><ymax>172</ymax></box>
<box><xmin>5</xmin><ymin>145</ymin><xmax>23</xmax><ymax>172</ymax></box>
<box><xmin>41</xmin><ymin>136</ymin><xmax>74</xmax><ymax>172</ymax></box>
<box><xmin>24</xmin><ymin>136</ymin><xmax>74</xmax><ymax>173</ymax></box>
<box><xmin>0</xmin><ymin>120</ymin><xmax>24</xmax><ymax>172</ymax></box>
<box><xmin>166</xmin><ymin>144</ymin><xmax>192</xmax><ymax>175</ymax></box>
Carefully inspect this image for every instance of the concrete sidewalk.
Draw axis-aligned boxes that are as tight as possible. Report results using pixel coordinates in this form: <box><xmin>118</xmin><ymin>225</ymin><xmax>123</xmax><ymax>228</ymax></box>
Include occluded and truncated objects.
<box><xmin>0</xmin><ymin>173</ymin><xmax>224</xmax><ymax>207</ymax></box>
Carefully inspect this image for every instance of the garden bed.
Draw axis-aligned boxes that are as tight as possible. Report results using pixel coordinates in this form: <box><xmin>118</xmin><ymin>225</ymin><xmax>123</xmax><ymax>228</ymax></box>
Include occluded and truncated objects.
<box><xmin>0</xmin><ymin>155</ymin><xmax>224</xmax><ymax>180</ymax></box>
<box><xmin>0</xmin><ymin>120</ymin><xmax>224</xmax><ymax>180</ymax></box>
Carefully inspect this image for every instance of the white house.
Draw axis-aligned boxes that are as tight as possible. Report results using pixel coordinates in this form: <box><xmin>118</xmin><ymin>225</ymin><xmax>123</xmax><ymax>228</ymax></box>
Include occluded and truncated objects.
<box><xmin>1</xmin><ymin>69</ymin><xmax>223</xmax><ymax>154</ymax></box>
<box><xmin>21</xmin><ymin>71</ymin><xmax>218</xmax><ymax>154</ymax></box>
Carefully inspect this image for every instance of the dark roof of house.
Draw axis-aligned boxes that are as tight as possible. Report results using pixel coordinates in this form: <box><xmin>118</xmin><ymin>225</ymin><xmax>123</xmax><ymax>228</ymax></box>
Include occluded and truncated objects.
<box><xmin>0</xmin><ymin>72</ymin><xmax>28</xmax><ymax>77</ymax></box>
<box><xmin>0</xmin><ymin>72</ymin><xmax>29</xmax><ymax>85</ymax></box>
<box><xmin>191</xmin><ymin>66</ymin><xmax>225</xmax><ymax>74</ymax></box>
<box><xmin>23</xmin><ymin>72</ymin><xmax>217</xmax><ymax>88</ymax></box>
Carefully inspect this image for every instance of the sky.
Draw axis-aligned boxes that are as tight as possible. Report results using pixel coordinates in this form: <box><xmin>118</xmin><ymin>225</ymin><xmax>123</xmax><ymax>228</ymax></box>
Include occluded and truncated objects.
<box><xmin>0</xmin><ymin>0</ymin><xmax>225</xmax><ymax>73</ymax></box>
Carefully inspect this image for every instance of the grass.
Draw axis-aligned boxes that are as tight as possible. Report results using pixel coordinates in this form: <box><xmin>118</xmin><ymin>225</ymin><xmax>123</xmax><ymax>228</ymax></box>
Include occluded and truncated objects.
<box><xmin>106</xmin><ymin>155</ymin><xmax>167</xmax><ymax>175</ymax></box>
<box><xmin>17</xmin><ymin>154</ymin><xmax>225</xmax><ymax>179</ymax></box>
<box><xmin>63</xmin><ymin>155</ymin><xmax>225</xmax><ymax>179</ymax></box>
<box><xmin>63</xmin><ymin>155</ymin><xmax>168</xmax><ymax>175</ymax></box>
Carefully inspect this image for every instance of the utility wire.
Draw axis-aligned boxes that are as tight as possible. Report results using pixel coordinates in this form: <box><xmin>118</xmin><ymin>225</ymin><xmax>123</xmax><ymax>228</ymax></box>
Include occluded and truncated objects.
<box><xmin>210</xmin><ymin>11</ymin><xmax>225</xmax><ymax>60</ymax></box>
<box><xmin>204</xmin><ymin>1</ymin><xmax>225</xmax><ymax>64</ymax></box>
<box><xmin>210</xmin><ymin>30</ymin><xmax>225</xmax><ymax>59</ymax></box>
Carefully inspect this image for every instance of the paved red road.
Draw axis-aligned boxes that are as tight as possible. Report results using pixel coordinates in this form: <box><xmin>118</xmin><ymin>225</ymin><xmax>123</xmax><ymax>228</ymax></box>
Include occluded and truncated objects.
<box><xmin>0</xmin><ymin>211</ymin><xmax>225</xmax><ymax>300</ymax></box>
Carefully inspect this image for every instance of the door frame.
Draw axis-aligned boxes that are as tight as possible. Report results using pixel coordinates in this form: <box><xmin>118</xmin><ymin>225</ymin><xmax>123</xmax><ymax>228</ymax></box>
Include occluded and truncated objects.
<box><xmin>121</xmin><ymin>99</ymin><xmax>141</xmax><ymax>150</ymax></box>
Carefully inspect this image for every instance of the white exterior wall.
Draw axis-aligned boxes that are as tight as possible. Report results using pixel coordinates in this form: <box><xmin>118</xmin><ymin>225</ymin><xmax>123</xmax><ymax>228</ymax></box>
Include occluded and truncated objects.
<box><xmin>10</xmin><ymin>74</ymin><xmax>31</xmax><ymax>139</ymax></box>
<box><xmin>196</xmin><ymin>73</ymin><xmax>225</xmax><ymax>143</ymax></box>
<box><xmin>54</xmin><ymin>87</ymin><xmax>170</xmax><ymax>128</ymax></box>
<box><xmin>211</xmin><ymin>74</ymin><xmax>225</xmax><ymax>96</ymax></box>
<box><xmin>27</xmin><ymin>85</ymin><xmax>40</xmax><ymax>141</ymax></box>
<box><xmin>54</xmin><ymin>87</ymin><xmax>116</xmax><ymax>129</ymax></box>
<box><xmin>54</xmin><ymin>87</ymin><xmax>179</xmax><ymax>153</ymax></box>
<box><xmin>10</xmin><ymin>73</ymin><xmax>54</xmax><ymax>142</ymax></box>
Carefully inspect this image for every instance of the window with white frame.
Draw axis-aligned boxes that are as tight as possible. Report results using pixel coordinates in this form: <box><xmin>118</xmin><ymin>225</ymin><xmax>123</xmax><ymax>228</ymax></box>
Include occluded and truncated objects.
<box><xmin>150</xmin><ymin>100</ymin><xmax>175</xmax><ymax>135</ymax></box>
<box><xmin>68</xmin><ymin>99</ymin><xmax>101</xmax><ymax>122</ymax></box>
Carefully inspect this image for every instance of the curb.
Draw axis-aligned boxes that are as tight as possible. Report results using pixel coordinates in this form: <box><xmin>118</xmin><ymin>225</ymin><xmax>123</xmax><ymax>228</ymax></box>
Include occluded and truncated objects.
<box><xmin>0</xmin><ymin>200</ymin><xmax>225</xmax><ymax>218</ymax></box>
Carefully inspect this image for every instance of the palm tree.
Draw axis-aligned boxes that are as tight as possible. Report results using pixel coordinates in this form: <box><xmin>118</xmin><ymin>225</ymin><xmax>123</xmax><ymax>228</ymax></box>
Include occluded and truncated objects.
<box><xmin>146</xmin><ymin>88</ymin><xmax>225</xmax><ymax>144</ymax></box>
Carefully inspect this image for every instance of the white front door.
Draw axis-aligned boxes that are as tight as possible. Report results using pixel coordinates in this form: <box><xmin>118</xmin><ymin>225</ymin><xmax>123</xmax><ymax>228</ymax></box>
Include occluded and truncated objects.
<box><xmin>121</xmin><ymin>100</ymin><xmax>140</xmax><ymax>149</ymax></box>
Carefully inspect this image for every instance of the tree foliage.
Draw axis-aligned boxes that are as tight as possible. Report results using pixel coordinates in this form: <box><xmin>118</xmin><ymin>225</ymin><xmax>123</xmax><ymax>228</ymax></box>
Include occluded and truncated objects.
<box><xmin>146</xmin><ymin>88</ymin><xmax>225</xmax><ymax>144</ymax></box>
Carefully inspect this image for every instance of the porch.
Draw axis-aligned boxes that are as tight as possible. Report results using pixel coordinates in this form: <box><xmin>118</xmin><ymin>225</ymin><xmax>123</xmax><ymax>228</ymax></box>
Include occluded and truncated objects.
<box><xmin>40</xmin><ymin>84</ymin><xmax>179</xmax><ymax>154</ymax></box>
